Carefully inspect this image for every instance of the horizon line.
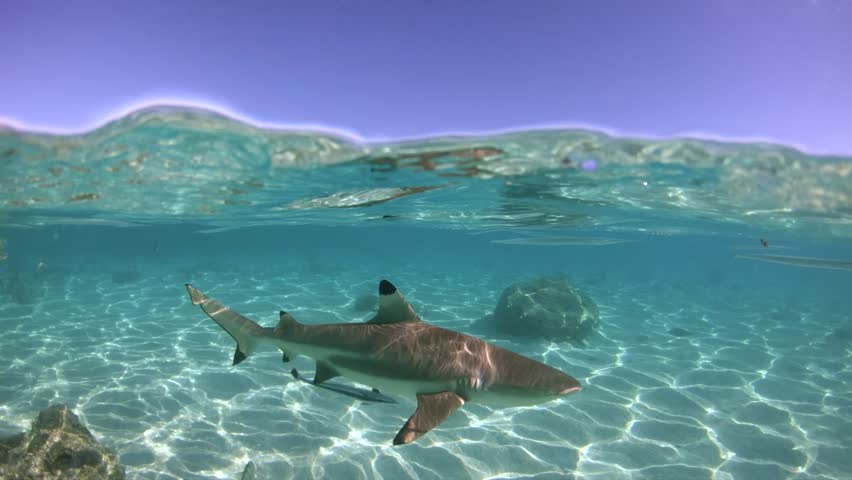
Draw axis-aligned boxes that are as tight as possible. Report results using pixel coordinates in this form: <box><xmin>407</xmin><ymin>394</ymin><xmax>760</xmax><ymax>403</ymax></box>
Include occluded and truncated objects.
<box><xmin>0</xmin><ymin>96</ymin><xmax>845</xmax><ymax>157</ymax></box>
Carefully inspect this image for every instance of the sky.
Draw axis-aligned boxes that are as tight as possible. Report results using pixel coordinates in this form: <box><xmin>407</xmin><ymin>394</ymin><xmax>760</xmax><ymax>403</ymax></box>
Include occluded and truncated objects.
<box><xmin>1</xmin><ymin>0</ymin><xmax>851</xmax><ymax>155</ymax></box>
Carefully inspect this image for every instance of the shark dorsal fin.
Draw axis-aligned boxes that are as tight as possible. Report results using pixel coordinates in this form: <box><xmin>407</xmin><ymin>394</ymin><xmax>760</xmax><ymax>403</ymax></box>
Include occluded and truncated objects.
<box><xmin>275</xmin><ymin>311</ymin><xmax>300</xmax><ymax>333</ymax></box>
<box><xmin>367</xmin><ymin>280</ymin><xmax>421</xmax><ymax>324</ymax></box>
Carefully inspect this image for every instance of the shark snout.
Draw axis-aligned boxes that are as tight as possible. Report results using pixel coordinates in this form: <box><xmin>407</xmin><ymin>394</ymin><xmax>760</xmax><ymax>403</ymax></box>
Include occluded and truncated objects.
<box><xmin>549</xmin><ymin>373</ymin><xmax>582</xmax><ymax>396</ymax></box>
<box><xmin>559</xmin><ymin>385</ymin><xmax>581</xmax><ymax>395</ymax></box>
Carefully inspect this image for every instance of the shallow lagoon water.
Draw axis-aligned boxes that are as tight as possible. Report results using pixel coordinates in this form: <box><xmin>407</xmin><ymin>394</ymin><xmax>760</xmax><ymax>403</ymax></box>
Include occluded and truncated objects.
<box><xmin>1</xmin><ymin>107</ymin><xmax>851</xmax><ymax>479</ymax></box>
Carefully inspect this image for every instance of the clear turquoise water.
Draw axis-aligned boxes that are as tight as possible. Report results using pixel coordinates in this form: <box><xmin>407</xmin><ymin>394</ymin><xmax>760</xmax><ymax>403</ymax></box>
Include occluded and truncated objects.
<box><xmin>1</xmin><ymin>107</ymin><xmax>851</xmax><ymax>479</ymax></box>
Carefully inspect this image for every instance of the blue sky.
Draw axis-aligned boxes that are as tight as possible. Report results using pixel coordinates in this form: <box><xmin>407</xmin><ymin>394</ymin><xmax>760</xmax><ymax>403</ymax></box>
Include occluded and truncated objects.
<box><xmin>1</xmin><ymin>0</ymin><xmax>851</xmax><ymax>154</ymax></box>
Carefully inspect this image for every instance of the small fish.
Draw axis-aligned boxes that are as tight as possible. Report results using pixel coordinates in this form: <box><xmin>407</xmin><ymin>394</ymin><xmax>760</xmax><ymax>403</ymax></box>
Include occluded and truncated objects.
<box><xmin>760</xmin><ymin>238</ymin><xmax>768</xmax><ymax>248</ymax></box>
<box><xmin>737</xmin><ymin>254</ymin><xmax>852</xmax><ymax>271</ymax></box>
<box><xmin>291</xmin><ymin>368</ymin><xmax>397</xmax><ymax>404</ymax></box>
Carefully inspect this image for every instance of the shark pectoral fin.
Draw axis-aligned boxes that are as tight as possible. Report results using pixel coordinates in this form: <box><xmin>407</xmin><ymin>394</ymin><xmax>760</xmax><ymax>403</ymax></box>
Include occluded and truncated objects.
<box><xmin>393</xmin><ymin>392</ymin><xmax>465</xmax><ymax>445</ymax></box>
<box><xmin>368</xmin><ymin>280</ymin><xmax>422</xmax><ymax>325</ymax></box>
<box><xmin>313</xmin><ymin>362</ymin><xmax>339</xmax><ymax>384</ymax></box>
<box><xmin>233</xmin><ymin>348</ymin><xmax>247</xmax><ymax>365</ymax></box>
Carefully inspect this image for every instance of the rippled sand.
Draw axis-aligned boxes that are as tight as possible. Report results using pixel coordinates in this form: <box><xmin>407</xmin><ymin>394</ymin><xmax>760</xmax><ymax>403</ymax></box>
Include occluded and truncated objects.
<box><xmin>0</xmin><ymin>268</ymin><xmax>849</xmax><ymax>480</ymax></box>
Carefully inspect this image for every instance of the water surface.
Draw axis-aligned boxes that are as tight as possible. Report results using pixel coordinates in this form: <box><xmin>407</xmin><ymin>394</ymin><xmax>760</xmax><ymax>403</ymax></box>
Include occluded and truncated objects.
<box><xmin>1</xmin><ymin>107</ymin><xmax>850</xmax><ymax>479</ymax></box>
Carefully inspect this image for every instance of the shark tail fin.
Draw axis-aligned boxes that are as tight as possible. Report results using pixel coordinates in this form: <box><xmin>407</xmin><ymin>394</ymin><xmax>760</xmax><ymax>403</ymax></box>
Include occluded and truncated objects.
<box><xmin>185</xmin><ymin>284</ymin><xmax>270</xmax><ymax>365</ymax></box>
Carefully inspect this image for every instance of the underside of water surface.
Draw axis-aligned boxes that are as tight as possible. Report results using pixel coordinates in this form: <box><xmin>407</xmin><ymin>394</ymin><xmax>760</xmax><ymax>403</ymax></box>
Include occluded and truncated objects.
<box><xmin>1</xmin><ymin>107</ymin><xmax>850</xmax><ymax>480</ymax></box>
<box><xmin>1</xmin><ymin>105</ymin><xmax>850</xmax><ymax>239</ymax></box>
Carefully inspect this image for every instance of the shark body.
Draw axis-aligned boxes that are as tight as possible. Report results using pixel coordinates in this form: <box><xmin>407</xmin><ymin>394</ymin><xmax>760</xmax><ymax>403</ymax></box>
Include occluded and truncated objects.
<box><xmin>185</xmin><ymin>279</ymin><xmax>581</xmax><ymax>445</ymax></box>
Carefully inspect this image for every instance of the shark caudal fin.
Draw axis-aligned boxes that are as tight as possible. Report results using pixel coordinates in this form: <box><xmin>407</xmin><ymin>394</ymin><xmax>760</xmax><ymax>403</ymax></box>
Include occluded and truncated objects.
<box><xmin>185</xmin><ymin>284</ymin><xmax>272</xmax><ymax>365</ymax></box>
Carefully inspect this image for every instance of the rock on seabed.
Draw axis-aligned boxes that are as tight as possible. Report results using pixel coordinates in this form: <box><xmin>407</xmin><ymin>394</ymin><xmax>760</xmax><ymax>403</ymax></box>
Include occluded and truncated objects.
<box><xmin>492</xmin><ymin>276</ymin><xmax>599</xmax><ymax>343</ymax></box>
<box><xmin>0</xmin><ymin>404</ymin><xmax>125</xmax><ymax>480</ymax></box>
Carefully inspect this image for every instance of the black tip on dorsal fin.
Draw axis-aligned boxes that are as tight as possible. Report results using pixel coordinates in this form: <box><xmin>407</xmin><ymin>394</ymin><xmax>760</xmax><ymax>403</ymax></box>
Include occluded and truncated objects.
<box><xmin>379</xmin><ymin>280</ymin><xmax>397</xmax><ymax>295</ymax></box>
<box><xmin>276</xmin><ymin>311</ymin><xmax>300</xmax><ymax>331</ymax></box>
<box><xmin>367</xmin><ymin>279</ymin><xmax>421</xmax><ymax>325</ymax></box>
<box><xmin>233</xmin><ymin>348</ymin><xmax>247</xmax><ymax>366</ymax></box>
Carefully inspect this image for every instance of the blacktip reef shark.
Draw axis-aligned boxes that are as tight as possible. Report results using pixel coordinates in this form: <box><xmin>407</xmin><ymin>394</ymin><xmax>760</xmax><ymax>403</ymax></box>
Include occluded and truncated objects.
<box><xmin>185</xmin><ymin>280</ymin><xmax>581</xmax><ymax>445</ymax></box>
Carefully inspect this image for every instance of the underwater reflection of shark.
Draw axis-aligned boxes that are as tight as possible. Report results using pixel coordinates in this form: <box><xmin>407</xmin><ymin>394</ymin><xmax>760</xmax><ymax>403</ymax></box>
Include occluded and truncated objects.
<box><xmin>185</xmin><ymin>280</ymin><xmax>581</xmax><ymax>445</ymax></box>
<box><xmin>734</xmin><ymin>245</ymin><xmax>794</xmax><ymax>251</ymax></box>
<box><xmin>492</xmin><ymin>236</ymin><xmax>631</xmax><ymax>246</ymax></box>
<box><xmin>736</xmin><ymin>253</ymin><xmax>852</xmax><ymax>271</ymax></box>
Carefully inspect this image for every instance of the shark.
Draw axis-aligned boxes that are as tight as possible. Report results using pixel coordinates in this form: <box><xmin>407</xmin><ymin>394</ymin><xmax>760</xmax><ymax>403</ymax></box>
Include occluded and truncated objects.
<box><xmin>185</xmin><ymin>279</ymin><xmax>581</xmax><ymax>445</ymax></box>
